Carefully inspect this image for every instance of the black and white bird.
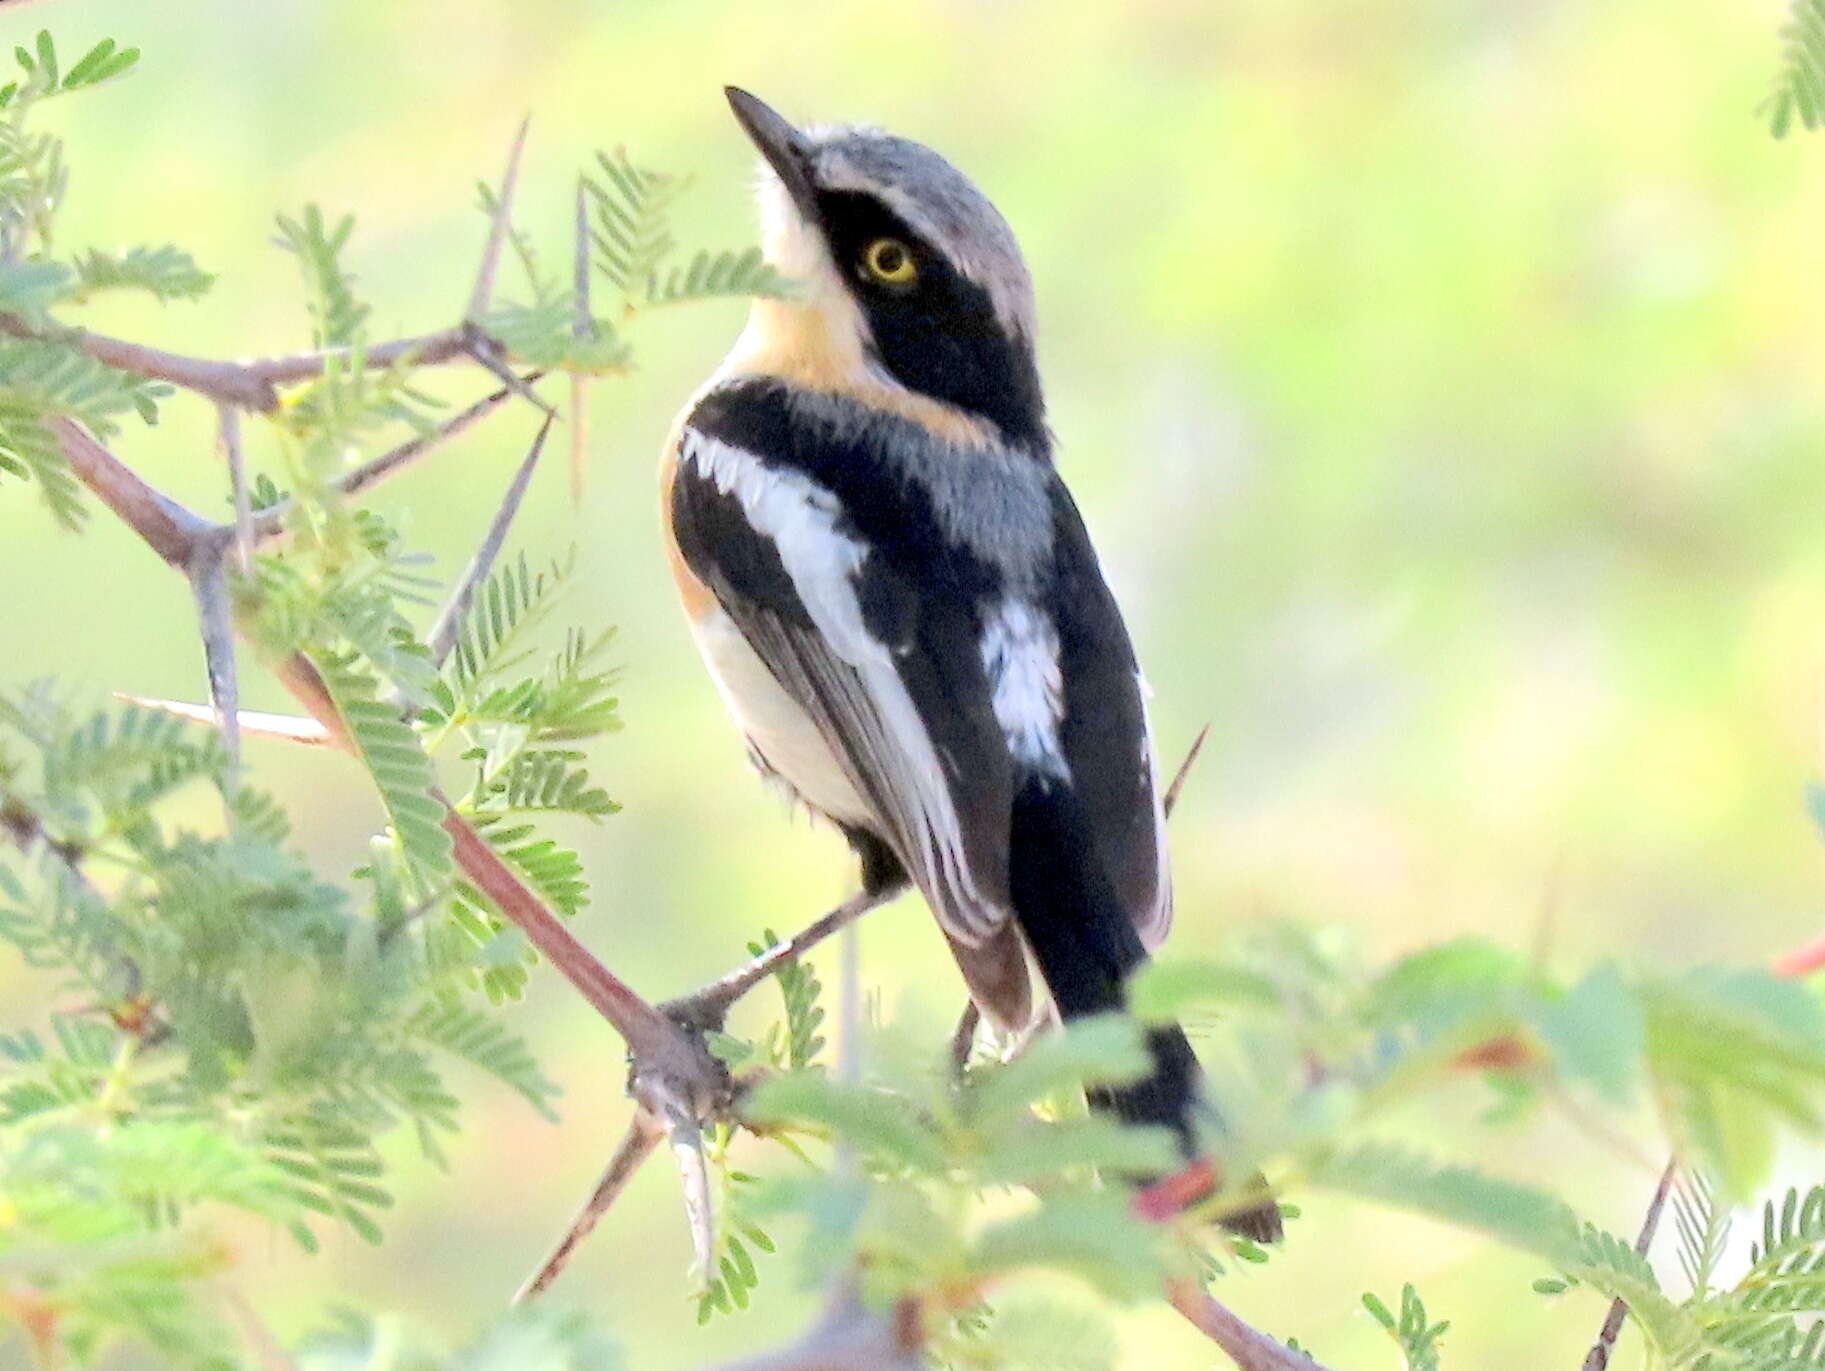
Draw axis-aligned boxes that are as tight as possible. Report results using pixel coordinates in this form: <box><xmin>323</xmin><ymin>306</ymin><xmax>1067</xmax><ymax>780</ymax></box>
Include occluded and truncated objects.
<box><xmin>662</xmin><ymin>89</ymin><xmax>1277</xmax><ymax>1239</ymax></box>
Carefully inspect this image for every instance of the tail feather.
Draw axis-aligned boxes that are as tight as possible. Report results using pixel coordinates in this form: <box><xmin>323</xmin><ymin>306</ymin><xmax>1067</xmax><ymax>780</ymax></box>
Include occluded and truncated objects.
<box><xmin>1008</xmin><ymin>775</ymin><xmax>1281</xmax><ymax>1241</ymax></box>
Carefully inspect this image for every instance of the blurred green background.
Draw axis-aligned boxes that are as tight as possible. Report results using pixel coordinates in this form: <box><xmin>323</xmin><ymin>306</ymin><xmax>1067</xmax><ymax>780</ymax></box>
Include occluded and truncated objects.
<box><xmin>4</xmin><ymin>0</ymin><xmax>1825</xmax><ymax>1365</ymax></box>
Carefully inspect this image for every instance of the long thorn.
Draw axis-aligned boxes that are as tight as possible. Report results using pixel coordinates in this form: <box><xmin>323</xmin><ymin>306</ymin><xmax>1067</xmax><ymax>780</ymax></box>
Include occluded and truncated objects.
<box><xmin>1163</xmin><ymin>723</ymin><xmax>1211</xmax><ymax>820</ymax></box>
<box><xmin>655</xmin><ymin>1082</ymin><xmax>716</xmax><ymax>1280</ymax></box>
<box><xmin>113</xmin><ymin>694</ymin><xmax>332</xmax><ymax>746</ymax></box>
<box><xmin>219</xmin><ymin>405</ymin><xmax>251</xmax><ymax>574</ymax></box>
<box><xmin>514</xmin><ymin>1109</ymin><xmax>665</xmax><ymax>1303</ymax></box>
<box><xmin>427</xmin><ymin>413</ymin><xmax>553</xmax><ymax>666</ymax></box>
<box><xmin>466</xmin><ymin>114</ymin><xmax>531</xmax><ymax>322</ymax></box>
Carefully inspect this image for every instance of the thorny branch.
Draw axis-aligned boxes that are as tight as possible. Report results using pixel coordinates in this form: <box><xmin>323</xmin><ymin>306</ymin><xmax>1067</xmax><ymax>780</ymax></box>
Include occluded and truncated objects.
<box><xmin>20</xmin><ymin>124</ymin><xmax>1380</xmax><ymax>1371</ymax></box>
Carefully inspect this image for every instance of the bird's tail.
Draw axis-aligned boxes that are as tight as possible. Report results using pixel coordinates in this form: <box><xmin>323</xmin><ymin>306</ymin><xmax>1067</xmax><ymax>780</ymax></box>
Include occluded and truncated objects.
<box><xmin>1006</xmin><ymin>776</ymin><xmax>1282</xmax><ymax>1242</ymax></box>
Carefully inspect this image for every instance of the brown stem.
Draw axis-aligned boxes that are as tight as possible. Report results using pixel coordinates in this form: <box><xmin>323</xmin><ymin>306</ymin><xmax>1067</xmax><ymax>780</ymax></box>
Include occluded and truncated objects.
<box><xmin>51</xmin><ymin>418</ymin><xmax>213</xmax><ymax>567</ymax></box>
<box><xmin>1165</xmin><ymin>1277</ymin><xmax>1335</xmax><ymax>1371</ymax></box>
<box><xmin>247</xmin><ymin>375</ymin><xmax>533</xmax><ymax>544</ymax></box>
<box><xmin>1580</xmin><ymin>1158</ymin><xmax>1676</xmax><ymax>1371</ymax></box>
<box><xmin>5</xmin><ymin>315</ymin><xmax>473</xmax><ymax>412</ymax></box>
<box><xmin>677</xmin><ymin>887</ymin><xmax>895</xmax><ymax>1020</ymax></box>
<box><xmin>441</xmin><ymin>811</ymin><xmax>722</xmax><ymax>1104</ymax></box>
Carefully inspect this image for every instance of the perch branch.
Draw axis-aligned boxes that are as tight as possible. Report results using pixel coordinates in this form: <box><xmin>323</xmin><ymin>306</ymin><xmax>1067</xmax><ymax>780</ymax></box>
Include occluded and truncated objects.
<box><xmin>677</xmin><ymin>887</ymin><xmax>897</xmax><ymax>1019</ymax></box>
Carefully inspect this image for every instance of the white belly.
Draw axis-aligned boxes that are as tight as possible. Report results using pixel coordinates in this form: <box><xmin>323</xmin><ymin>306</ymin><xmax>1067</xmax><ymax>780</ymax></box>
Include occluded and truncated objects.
<box><xmin>690</xmin><ymin>606</ymin><xmax>874</xmax><ymax>829</ymax></box>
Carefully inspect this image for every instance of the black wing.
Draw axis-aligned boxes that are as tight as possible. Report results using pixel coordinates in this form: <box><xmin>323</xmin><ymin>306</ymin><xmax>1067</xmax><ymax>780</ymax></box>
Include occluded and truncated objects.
<box><xmin>670</xmin><ymin>421</ymin><xmax>1019</xmax><ymax>951</ymax></box>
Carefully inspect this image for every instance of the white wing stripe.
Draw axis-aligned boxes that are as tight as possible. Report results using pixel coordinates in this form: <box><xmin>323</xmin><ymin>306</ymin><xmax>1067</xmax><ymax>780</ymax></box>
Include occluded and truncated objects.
<box><xmin>683</xmin><ymin>428</ymin><xmax>1001</xmax><ymax>941</ymax></box>
<box><xmin>979</xmin><ymin>597</ymin><xmax>1069</xmax><ymax>780</ymax></box>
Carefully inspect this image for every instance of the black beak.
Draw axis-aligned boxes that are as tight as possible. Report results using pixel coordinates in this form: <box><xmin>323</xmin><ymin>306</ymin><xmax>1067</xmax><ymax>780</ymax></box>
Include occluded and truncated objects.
<box><xmin>725</xmin><ymin>87</ymin><xmax>819</xmax><ymax>218</ymax></box>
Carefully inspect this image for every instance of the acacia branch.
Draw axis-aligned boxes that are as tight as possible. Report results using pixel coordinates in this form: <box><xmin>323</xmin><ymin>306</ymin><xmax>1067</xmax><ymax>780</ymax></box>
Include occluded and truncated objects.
<box><xmin>1165</xmin><ymin>1277</ymin><xmax>1335</xmax><ymax>1371</ymax></box>
<box><xmin>5</xmin><ymin>315</ymin><xmax>473</xmax><ymax>412</ymax></box>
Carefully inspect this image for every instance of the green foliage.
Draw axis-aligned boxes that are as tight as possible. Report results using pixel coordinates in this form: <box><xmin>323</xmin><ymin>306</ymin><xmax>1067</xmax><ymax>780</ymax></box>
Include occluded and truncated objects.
<box><xmin>0</xmin><ymin>34</ymin><xmax>169</xmax><ymax>529</ymax></box>
<box><xmin>740</xmin><ymin>1017</ymin><xmax>1176</xmax><ymax>1324</ymax></box>
<box><xmin>313</xmin><ymin>647</ymin><xmax>453</xmax><ymax>890</ymax></box>
<box><xmin>1362</xmin><ymin>1285</ymin><xmax>1448</xmax><ymax>1371</ymax></box>
<box><xmin>1766</xmin><ymin>0</ymin><xmax>1825</xmax><ymax>137</ymax></box>
<box><xmin>1674</xmin><ymin>1170</ymin><xmax>1733</xmax><ymax>1299</ymax></box>
<box><xmin>67</xmin><ymin>244</ymin><xmax>212</xmax><ymax>303</ymax></box>
<box><xmin>0</xmin><ymin>689</ymin><xmax>561</xmax><ymax>1366</ymax></box>
<box><xmin>584</xmin><ymin>148</ymin><xmax>787</xmax><ymax>310</ymax></box>
<box><xmin>296</xmin><ymin>1306</ymin><xmax>622</xmax><ymax>1371</ymax></box>
<box><xmin>274</xmin><ymin>204</ymin><xmax>370</xmax><ymax>348</ymax></box>
<box><xmin>0</xmin><ymin>338</ymin><xmax>169</xmax><ymax>529</ymax></box>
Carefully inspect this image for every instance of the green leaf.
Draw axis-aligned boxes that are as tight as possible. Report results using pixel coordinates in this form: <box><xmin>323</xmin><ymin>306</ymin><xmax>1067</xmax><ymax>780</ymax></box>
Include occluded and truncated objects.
<box><xmin>274</xmin><ymin>205</ymin><xmax>369</xmax><ymax>347</ymax></box>
<box><xmin>1308</xmin><ymin>1142</ymin><xmax>1582</xmax><ymax>1265</ymax></box>
<box><xmin>70</xmin><ymin>245</ymin><xmax>213</xmax><ymax>303</ymax></box>
<box><xmin>971</xmin><ymin>1192</ymin><xmax>1164</xmax><ymax>1301</ymax></box>
<box><xmin>1535</xmin><ymin>962</ymin><xmax>1643</xmax><ymax>1105</ymax></box>
<box><xmin>742</xmin><ymin>1072</ymin><xmax>949</xmax><ymax>1173</ymax></box>
<box><xmin>966</xmin><ymin>1015</ymin><xmax>1151</xmax><ymax>1129</ymax></box>
<box><xmin>313</xmin><ymin>649</ymin><xmax>452</xmax><ymax>889</ymax></box>
<box><xmin>1126</xmin><ymin>956</ymin><xmax>1282</xmax><ymax>1022</ymax></box>
<box><xmin>1765</xmin><ymin>0</ymin><xmax>1825</xmax><ymax>137</ymax></box>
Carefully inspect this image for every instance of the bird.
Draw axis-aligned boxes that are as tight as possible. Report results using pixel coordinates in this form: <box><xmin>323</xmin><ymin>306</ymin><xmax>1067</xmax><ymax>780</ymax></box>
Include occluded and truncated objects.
<box><xmin>660</xmin><ymin>87</ymin><xmax>1278</xmax><ymax>1241</ymax></box>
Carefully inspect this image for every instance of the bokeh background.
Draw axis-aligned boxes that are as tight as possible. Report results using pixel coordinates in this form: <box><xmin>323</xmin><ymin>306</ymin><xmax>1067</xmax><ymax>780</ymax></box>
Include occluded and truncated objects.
<box><xmin>4</xmin><ymin>0</ymin><xmax>1825</xmax><ymax>1365</ymax></box>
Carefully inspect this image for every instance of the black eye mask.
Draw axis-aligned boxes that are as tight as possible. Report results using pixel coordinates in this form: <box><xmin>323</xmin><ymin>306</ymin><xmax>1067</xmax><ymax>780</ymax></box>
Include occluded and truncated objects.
<box><xmin>813</xmin><ymin>189</ymin><xmax>1045</xmax><ymax>450</ymax></box>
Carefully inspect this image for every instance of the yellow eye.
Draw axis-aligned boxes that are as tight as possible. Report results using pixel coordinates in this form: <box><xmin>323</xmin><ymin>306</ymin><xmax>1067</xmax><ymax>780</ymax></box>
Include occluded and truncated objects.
<box><xmin>861</xmin><ymin>237</ymin><xmax>917</xmax><ymax>285</ymax></box>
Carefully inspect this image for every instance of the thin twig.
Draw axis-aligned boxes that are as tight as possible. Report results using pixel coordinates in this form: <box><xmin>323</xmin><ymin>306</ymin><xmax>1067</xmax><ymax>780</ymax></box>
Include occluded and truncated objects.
<box><xmin>681</xmin><ymin>887</ymin><xmax>896</xmax><ymax>1017</ymax></box>
<box><xmin>426</xmin><ymin>413</ymin><xmax>553</xmax><ymax>665</ymax></box>
<box><xmin>1581</xmin><ymin>1158</ymin><xmax>1677</xmax><ymax>1371</ymax></box>
<box><xmin>466</xmin><ymin>116</ymin><xmax>531</xmax><ymax>323</ymax></box>
<box><xmin>3</xmin><ymin>316</ymin><xmax>472</xmax><ymax>412</ymax></box>
<box><xmin>247</xmin><ymin>376</ymin><xmax>533</xmax><ymax>543</ymax></box>
<box><xmin>245</xmin><ymin>328</ymin><xmax>469</xmax><ymax>387</ymax></box>
<box><xmin>0</xmin><ymin>315</ymin><xmax>280</xmax><ymax>410</ymax></box>
<box><xmin>187</xmin><ymin>545</ymin><xmax>241</xmax><ymax>774</ymax></box>
<box><xmin>55</xmin><ymin>418</ymin><xmax>717</xmax><ymax>1104</ymax></box>
<box><xmin>570</xmin><ymin>177</ymin><xmax>592</xmax><ymax>504</ymax></box>
<box><xmin>113</xmin><ymin>694</ymin><xmax>332</xmax><ymax>746</ymax></box>
<box><xmin>218</xmin><ymin>405</ymin><xmax>251</xmax><ymax>573</ymax></box>
<box><xmin>1164</xmin><ymin>1277</ymin><xmax>1337</xmax><ymax>1371</ymax></box>
<box><xmin>514</xmin><ymin>1109</ymin><xmax>666</xmax><ymax>1303</ymax></box>
<box><xmin>462</xmin><ymin>325</ymin><xmax>557</xmax><ymax>418</ymax></box>
<box><xmin>1163</xmin><ymin>724</ymin><xmax>1210</xmax><ymax>821</ymax></box>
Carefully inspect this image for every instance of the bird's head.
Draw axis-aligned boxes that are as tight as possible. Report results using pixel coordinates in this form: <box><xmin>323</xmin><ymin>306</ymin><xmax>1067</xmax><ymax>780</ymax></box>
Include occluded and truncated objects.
<box><xmin>724</xmin><ymin>87</ymin><xmax>1045</xmax><ymax>451</ymax></box>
